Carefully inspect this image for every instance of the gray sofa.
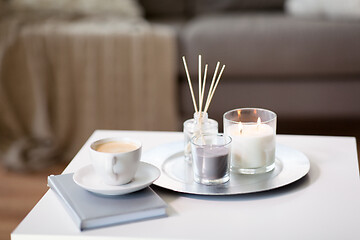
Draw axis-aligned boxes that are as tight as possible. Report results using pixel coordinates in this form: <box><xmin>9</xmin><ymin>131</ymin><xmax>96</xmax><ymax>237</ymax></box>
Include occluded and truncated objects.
<box><xmin>1</xmin><ymin>0</ymin><xmax>359</xmax><ymax>171</ymax></box>
<box><xmin>140</xmin><ymin>0</ymin><xmax>360</xmax><ymax>132</ymax></box>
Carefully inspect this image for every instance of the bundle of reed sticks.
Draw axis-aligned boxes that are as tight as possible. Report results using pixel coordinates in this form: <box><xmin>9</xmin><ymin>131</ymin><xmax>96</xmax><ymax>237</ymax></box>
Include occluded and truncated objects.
<box><xmin>182</xmin><ymin>55</ymin><xmax>225</xmax><ymax>116</ymax></box>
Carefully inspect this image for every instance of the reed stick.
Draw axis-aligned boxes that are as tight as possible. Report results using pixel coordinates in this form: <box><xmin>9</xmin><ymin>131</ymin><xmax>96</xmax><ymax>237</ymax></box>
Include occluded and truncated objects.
<box><xmin>182</xmin><ymin>55</ymin><xmax>225</xmax><ymax>116</ymax></box>
<box><xmin>182</xmin><ymin>56</ymin><xmax>198</xmax><ymax>113</ymax></box>
<box><xmin>198</xmin><ymin>55</ymin><xmax>202</xmax><ymax>113</ymax></box>
<box><xmin>199</xmin><ymin>64</ymin><xmax>208</xmax><ymax>113</ymax></box>
<box><xmin>204</xmin><ymin>62</ymin><xmax>220</xmax><ymax>113</ymax></box>
<box><xmin>204</xmin><ymin>64</ymin><xmax>225</xmax><ymax>113</ymax></box>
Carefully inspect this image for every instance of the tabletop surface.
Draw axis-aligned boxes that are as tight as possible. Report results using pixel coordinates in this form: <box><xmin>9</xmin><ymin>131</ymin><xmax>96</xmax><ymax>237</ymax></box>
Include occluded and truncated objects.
<box><xmin>11</xmin><ymin>130</ymin><xmax>360</xmax><ymax>240</ymax></box>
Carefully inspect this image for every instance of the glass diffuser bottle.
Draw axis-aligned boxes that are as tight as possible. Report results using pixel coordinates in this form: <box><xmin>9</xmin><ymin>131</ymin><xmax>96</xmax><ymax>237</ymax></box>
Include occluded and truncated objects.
<box><xmin>183</xmin><ymin>112</ymin><xmax>218</xmax><ymax>162</ymax></box>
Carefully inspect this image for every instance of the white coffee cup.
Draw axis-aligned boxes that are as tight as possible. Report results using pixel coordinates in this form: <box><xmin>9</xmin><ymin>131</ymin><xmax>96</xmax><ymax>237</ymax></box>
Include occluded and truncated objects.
<box><xmin>89</xmin><ymin>137</ymin><xmax>142</xmax><ymax>185</ymax></box>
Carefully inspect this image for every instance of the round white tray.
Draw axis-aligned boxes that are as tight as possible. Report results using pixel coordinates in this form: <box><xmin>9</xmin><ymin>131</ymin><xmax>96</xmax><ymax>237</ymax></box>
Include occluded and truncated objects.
<box><xmin>142</xmin><ymin>142</ymin><xmax>310</xmax><ymax>195</ymax></box>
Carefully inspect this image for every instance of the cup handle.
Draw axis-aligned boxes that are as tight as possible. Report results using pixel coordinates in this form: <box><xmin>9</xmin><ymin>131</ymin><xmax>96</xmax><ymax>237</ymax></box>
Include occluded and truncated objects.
<box><xmin>105</xmin><ymin>157</ymin><xmax>117</xmax><ymax>179</ymax></box>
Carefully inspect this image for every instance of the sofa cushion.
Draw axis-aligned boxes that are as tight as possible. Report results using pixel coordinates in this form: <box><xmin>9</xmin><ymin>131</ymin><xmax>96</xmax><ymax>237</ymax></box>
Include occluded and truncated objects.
<box><xmin>179</xmin><ymin>13</ymin><xmax>360</xmax><ymax>77</ymax></box>
<box><xmin>285</xmin><ymin>0</ymin><xmax>360</xmax><ymax>20</ymax></box>
<box><xmin>180</xmin><ymin>76</ymin><xmax>360</xmax><ymax>121</ymax></box>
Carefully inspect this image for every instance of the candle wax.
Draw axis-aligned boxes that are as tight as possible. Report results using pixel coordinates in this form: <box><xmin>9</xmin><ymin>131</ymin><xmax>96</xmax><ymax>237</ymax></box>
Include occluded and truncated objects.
<box><xmin>227</xmin><ymin>123</ymin><xmax>275</xmax><ymax>170</ymax></box>
<box><xmin>192</xmin><ymin>146</ymin><xmax>229</xmax><ymax>181</ymax></box>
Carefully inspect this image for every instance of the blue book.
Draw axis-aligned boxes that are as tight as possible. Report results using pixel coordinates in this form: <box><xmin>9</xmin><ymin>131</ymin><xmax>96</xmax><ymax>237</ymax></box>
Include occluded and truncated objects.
<box><xmin>48</xmin><ymin>174</ymin><xmax>167</xmax><ymax>231</ymax></box>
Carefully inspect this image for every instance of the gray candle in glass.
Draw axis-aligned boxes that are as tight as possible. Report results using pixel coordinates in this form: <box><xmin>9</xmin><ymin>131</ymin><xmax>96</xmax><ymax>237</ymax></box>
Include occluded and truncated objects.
<box><xmin>191</xmin><ymin>134</ymin><xmax>231</xmax><ymax>185</ymax></box>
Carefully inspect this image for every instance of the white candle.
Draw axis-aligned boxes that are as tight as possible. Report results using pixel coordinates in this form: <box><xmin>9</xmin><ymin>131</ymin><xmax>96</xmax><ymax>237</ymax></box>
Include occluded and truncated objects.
<box><xmin>227</xmin><ymin>120</ymin><xmax>275</xmax><ymax>170</ymax></box>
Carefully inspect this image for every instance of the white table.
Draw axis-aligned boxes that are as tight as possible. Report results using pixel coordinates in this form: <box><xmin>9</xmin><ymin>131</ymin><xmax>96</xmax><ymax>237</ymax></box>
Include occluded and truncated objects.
<box><xmin>12</xmin><ymin>130</ymin><xmax>360</xmax><ymax>240</ymax></box>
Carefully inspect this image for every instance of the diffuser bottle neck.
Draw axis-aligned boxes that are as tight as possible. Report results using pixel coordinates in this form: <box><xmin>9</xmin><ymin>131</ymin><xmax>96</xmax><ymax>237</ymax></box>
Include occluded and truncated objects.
<box><xmin>193</xmin><ymin>112</ymin><xmax>208</xmax><ymax>124</ymax></box>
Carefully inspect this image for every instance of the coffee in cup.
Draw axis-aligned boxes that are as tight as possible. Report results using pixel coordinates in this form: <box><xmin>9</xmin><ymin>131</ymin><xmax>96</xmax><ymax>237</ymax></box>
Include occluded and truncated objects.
<box><xmin>90</xmin><ymin>137</ymin><xmax>142</xmax><ymax>185</ymax></box>
<box><xmin>95</xmin><ymin>141</ymin><xmax>138</xmax><ymax>153</ymax></box>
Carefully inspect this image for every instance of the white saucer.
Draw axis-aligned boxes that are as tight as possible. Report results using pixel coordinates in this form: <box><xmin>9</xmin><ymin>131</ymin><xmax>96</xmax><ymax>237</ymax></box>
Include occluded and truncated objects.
<box><xmin>73</xmin><ymin>162</ymin><xmax>160</xmax><ymax>196</ymax></box>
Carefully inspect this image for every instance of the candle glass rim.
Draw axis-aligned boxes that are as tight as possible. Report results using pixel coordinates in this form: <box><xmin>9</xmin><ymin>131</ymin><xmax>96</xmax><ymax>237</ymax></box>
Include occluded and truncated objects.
<box><xmin>223</xmin><ymin>108</ymin><xmax>277</xmax><ymax>125</ymax></box>
<box><xmin>191</xmin><ymin>133</ymin><xmax>232</xmax><ymax>147</ymax></box>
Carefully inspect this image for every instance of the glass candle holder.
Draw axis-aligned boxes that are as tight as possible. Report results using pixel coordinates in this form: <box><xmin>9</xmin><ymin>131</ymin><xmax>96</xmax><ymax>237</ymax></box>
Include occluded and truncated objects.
<box><xmin>183</xmin><ymin>112</ymin><xmax>218</xmax><ymax>162</ymax></box>
<box><xmin>223</xmin><ymin>108</ymin><xmax>277</xmax><ymax>174</ymax></box>
<box><xmin>191</xmin><ymin>134</ymin><xmax>231</xmax><ymax>185</ymax></box>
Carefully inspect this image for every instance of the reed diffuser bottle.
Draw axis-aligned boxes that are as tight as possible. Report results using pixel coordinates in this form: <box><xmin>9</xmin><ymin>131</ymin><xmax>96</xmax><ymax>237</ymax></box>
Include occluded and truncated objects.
<box><xmin>183</xmin><ymin>112</ymin><xmax>218</xmax><ymax>162</ymax></box>
<box><xmin>182</xmin><ymin>55</ymin><xmax>225</xmax><ymax>162</ymax></box>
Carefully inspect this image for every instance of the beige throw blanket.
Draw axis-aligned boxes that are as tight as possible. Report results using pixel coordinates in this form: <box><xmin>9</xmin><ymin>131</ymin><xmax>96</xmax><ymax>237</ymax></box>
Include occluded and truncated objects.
<box><xmin>0</xmin><ymin>12</ymin><xmax>178</xmax><ymax>171</ymax></box>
